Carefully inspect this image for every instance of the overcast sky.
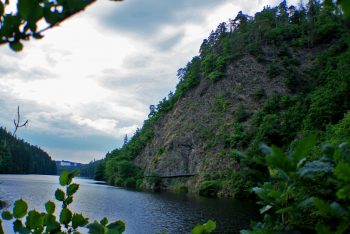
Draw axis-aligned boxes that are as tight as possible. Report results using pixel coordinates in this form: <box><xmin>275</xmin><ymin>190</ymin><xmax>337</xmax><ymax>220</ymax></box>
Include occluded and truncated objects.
<box><xmin>0</xmin><ymin>0</ymin><xmax>301</xmax><ymax>163</ymax></box>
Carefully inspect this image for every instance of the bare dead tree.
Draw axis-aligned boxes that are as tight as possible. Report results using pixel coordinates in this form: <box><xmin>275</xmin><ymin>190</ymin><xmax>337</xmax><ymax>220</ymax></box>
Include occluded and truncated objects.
<box><xmin>13</xmin><ymin>106</ymin><xmax>28</xmax><ymax>137</ymax></box>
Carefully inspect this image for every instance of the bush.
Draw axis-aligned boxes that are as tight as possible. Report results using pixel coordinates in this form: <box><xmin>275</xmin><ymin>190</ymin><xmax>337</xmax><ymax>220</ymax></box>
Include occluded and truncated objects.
<box><xmin>234</xmin><ymin>105</ymin><xmax>250</xmax><ymax>122</ymax></box>
<box><xmin>267</xmin><ymin>63</ymin><xmax>280</xmax><ymax>79</ymax></box>
<box><xmin>198</xmin><ymin>180</ymin><xmax>221</xmax><ymax>197</ymax></box>
<box><xmin>252</xmin><ymin>88</ymin><xmax>266</xmax><ymax>101</ymax></box>
<box><xmin>243</xmin><ymin>138</ymin><xmax>350</xmax><ymax>234</ymax></box>
<box><xmin>212</xmin><ymin>96</ymin><xmax>228</xmax><ymax>113</ymax></box>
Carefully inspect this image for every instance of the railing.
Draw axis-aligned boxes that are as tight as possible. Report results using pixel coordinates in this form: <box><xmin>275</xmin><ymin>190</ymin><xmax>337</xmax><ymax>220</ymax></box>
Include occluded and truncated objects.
<box><xmin>143</xmin><ymin>173</ymin><xmax>197</xmax><ymax>179</ymax></box>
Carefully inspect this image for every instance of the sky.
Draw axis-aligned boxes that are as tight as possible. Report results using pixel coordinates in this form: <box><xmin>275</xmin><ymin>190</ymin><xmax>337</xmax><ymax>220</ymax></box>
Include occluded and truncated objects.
<box><xmin>0</xmin><ymin>0</ymin><xmax>302</xmax><ymax>163</ymax></box>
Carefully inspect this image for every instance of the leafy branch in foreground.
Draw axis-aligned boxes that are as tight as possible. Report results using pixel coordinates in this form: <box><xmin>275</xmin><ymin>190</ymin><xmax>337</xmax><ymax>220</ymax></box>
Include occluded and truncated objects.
<box><xmin>0</xmin><ymin>171</ymin><xmax>125</xmax><ymax>234</ymax></box>
<box><xmin>242</xmin><ymin>137</ymin><xmax>350</xmax><ymax>234</ymax></box>
<box><xmin>0</xmin><ymin>171</ymin><xmax>216</xmax><ymax>234</ymax></box>
<box><xmin>0</xmin><ymin>0</ymin><xmax>96</xmax><ymax>52</ymax></box>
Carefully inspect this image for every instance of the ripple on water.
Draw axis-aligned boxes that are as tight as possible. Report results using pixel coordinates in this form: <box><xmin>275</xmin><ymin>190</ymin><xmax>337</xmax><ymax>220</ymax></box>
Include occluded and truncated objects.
<box><xmin>0</xmin><ymin>174</ymin><xmax>259</xmax><ymax>234</ymax></box>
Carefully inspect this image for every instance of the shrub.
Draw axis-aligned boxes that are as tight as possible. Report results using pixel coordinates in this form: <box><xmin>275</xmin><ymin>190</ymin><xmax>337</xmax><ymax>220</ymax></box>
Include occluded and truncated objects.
<box><xmin>234</xmin><ymin>105</ymin><xmax>250</xmax><ymax>122</ymax></box>
<box><xmin>198</xmin><ymin>180</ymin><xmax>221</xmax><ymax>197</ymax></box>
<box><xmin>267</xmin><ymin>63</ymin><xmax>280</xmax><ymax>79</ymax></box>
<box><xmin>252</xmin><ymin>88</ymin><xmax>266</xmax><ymax>101</ymax></box>
<box><xmin>212</xmin><ymin>96</ymin><xmax>228</xmax><ymax>113</ymax></box>
<box><xmin>242</xmin><ymin>138</ymin><xmax>350</xmax><ymax>234</ymax></box>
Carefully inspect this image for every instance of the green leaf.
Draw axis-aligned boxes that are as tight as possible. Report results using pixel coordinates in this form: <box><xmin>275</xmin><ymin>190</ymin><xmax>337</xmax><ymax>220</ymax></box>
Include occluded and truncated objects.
<box><xmin>336</xmin><ymin>185</ymin><xmax>350</xmax><ymax>200</ymax></box>
<box><xmin>43</xmin><ymin>7</ymin><xmax>61</xmax><ymax>25</ymax></box>
<box><xmin>25</xmin><ymin>210</ymin><xmax>44</xmax><ymax>230</ymax></box>
<box><xmin>13</xmin><ymin>220</ymin><xmax>24</xmax><ymax>233</ymax></box>
<box><xmin>293</xmin><ymin>135</ymin><xmax>316</xmax><ymax>162</ymax></box>
<box><xmin>13</xmin><ymin>199</ymin><xmax>28</xmax><ymax>219</ymax></box>
<box><xmin>1</xmin><ymin>210</ymin><xmax>13</xmax><ymax>220</ymax></box>
<box><xmin>59</xmin><ymin>171</ymin><xmax>71</xmax><ymax>186</ymax></box>
<box><xmin>9</xmin><ymin>41</ymin><xmax>23</xmax><ymax>52</ymax></box>
<box><xmin>59</xmin><ymin>171</ymin><xmax>79</xmax><ymax>186</ymax></box>
<box><xmin>203</xmin><ymin>220</ymin><xmax>216</xmax><ymax>233</ymax></box>
<box><xmin>106</xmin><ymin>220</ymin><xmax>125</xmax><ymax>234</ymax></box>
<box><xmin>87</xmin><ymin>221</ymin><xmax>106</xmax><ymax>234</ymax></box>
<box><xmin>191</xmin><ymin>220</ymin><xmax>216</xmax><ymax>234</ymax></box>
<box><xmin>72</xmin><ymin>213</ymin><xmax>89</xmax><ymax>229</ymax></box>
<box><xmin>17</xmin><ymin>0</ymin><xmax>35</xmax><ymax>19</ymax></box>
<box><xmin>45</xmin><ymin>201</ymin><xmax>55</xmax><ymax>214</ymax></box>
<box><xmin>55</xmin><ymin>189</ymin><xmax>65</xmax><ymax>201</ymax></box>
<box><xmin>335</xmin><ymin>162</ymin><xmax>350</xmax><ymax>182</ymax></box>
<box><xmin>59</xmin><ymin>208</ymin><xmax>72</xmax><ymax>225</ymax></box>
<box><xmin>67</xmin><ymin>183</ymin><xmax>79</xmax><ymax>196</ymax></box>
<box><xmin>0</xmin><ymin>219</ymin><xmax>4</xmax><ymax>234</ymax></box>
<box><xmin>100</xmin><ymin>217</ymin><xmax>108</xmax><ymax>226</ymax></box>
<box><xmin>65</xmin><ymin>196</ymin><xmax>73</xmax><ymax>207</ymax></box>
<box><xmin>67</xmin><ymin>0</ymin><xmax>90</xmax><ymax>11</ymax></box>
<box><xmin>313</xmin><ymin>198</ymin><xmax>335</xmax><ymax>217</ymax></box>
<box><xmin>192</xmin><ymin>225</ymin><xmax>205</xmax><ymax>234</ymax></box>
<box><xmin>44</xmin><ymin>214</ymin><xmax>60</xmax><ymax>232</ymax></box>
<box><xmin>338</xmin><ymin>0</ymin><xmax>350</xmax><ymax>18</ymax></box>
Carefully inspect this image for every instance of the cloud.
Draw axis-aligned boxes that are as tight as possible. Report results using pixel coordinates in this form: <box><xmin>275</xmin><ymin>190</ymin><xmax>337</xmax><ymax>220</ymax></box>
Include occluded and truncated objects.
<box><xmin>155</xmin><ymin>31</ymin><xmax>185</xmax><ymax>51</ymax></box>
<box><xmin>100</xmin><ymin>0</ymin><xmax>227</xmax><ymax>37</ymax></box>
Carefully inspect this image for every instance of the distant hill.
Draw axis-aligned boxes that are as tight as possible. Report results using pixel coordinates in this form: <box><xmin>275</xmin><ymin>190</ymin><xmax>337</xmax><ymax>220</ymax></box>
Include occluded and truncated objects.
<box><xmin>55</xmin><ymin>160</ymin><xmax>83</xmax><ymax>175</ymax></box>
<box><xmin>0</xmin><ymin>127</ymin><xmax>57</xmax><ymax>175</ymax></box>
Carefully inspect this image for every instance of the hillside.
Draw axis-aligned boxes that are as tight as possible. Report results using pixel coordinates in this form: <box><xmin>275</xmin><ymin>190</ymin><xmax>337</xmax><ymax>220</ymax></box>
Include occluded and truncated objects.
<box><xmin>0</xmin><ymin>127</ymin><xmax>57</xmax><ymax>175</ymax></box>
<box><xmin>88</xmin><ymin>0</ymin><xmax>350</xmax><ymax>197</ymax></box>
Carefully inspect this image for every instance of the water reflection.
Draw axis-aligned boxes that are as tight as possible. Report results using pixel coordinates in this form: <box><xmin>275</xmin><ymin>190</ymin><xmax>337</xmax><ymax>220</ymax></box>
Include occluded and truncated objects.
<box><xmin>0</xmin><ymin>175</ymin><xmax>259</xmax><ymax>233</ymax></box>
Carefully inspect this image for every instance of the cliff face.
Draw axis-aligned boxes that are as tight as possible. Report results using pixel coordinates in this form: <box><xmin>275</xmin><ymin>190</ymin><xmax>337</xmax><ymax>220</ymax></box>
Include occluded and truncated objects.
<box><xmin>101</xmin><ymin>1</ymin><xmax>350</xmax><ymax>197</ymax></box>
<box><xmin>133</xmin><ymin>46</ymin><xmax>315</xmax><ymax>194</ymax></box>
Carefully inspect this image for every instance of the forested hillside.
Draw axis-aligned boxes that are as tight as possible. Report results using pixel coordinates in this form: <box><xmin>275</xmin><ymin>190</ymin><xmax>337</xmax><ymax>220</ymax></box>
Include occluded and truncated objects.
<box><xmin>87</xmin><ymin>0</ymin><xmax>350</xmax><ymax>198</ymax></box>
<box><xmin>0</xmin><ymin>127</ymin><xmax>57</xmax><ymax>175</ymax></box>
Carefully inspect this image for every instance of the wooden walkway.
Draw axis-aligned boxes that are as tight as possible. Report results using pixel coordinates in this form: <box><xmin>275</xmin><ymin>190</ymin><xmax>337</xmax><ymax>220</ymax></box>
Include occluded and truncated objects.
<box><xmin>143</xmin><ymin>173</ymin><xmax>197</xmax><ymax>179</ymax></box>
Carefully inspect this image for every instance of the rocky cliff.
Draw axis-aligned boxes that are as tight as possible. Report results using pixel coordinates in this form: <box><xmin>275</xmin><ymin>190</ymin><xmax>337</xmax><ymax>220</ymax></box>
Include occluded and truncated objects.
<box><xmin>101</xmin><ymin>1</ymin><xmax>350</xmax><ymax>198</ymax></box>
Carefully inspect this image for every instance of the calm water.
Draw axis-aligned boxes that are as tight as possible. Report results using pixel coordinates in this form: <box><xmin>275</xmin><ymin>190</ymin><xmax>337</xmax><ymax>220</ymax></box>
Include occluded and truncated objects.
<box><xmin>0</xmin><ymin>175</ymin><xmax>259</xmax><ymax>233</ymax></box>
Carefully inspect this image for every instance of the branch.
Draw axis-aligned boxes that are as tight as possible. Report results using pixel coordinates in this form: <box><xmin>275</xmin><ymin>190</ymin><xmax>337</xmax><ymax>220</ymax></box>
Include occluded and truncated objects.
<box><xmin>13</xmin><ymin>106</ymin><xmax>29</xmax><ymax>137</ymax></box>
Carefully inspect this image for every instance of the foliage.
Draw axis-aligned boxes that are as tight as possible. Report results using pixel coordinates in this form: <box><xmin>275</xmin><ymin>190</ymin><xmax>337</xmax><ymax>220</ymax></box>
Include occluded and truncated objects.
<box><xmin>211</xmin><ymin>96</ymin><xmax>228</xmax><ymax>113</ymax></box>
<box><xmin>0</xmin><ymin>171</ymin><xmax>125</xmax><ymax>234</ymax></box>
<box><xmin>192</xmin><ymin>220</ymin><xmax>216</xmax><ymax>234</ymax></box>
<box><xmin>0</xmin><ymin>127</ymin><xmax>57</xmax><ymax>175</ymax></box>
<box><xmin>0</xmin><ymin>0</ymin><xmax>98</xmax><ymax>52</ymax></box>
<box><xmin>74</xmin><ymin>0</ymin><xmax>350</xmax><ymax>199</ymax></box>
<box><xmin>234</xmin><ymin>105</ymin><xmax>250</xmax><ymax>123</ymax></box>
<box><xmin>198</xmin><ymin>180</ymin><xmax>221</xmax><ymax>197</ymax></box>
<box><xmin>0</xmin><ymin>172</ymin><xmax>216</xmax><ymax>234</ymax></box>
<box><xmin>242</xmin><ymin>137</ymin><xmax>350</xmax><ymax>234</ymax></box>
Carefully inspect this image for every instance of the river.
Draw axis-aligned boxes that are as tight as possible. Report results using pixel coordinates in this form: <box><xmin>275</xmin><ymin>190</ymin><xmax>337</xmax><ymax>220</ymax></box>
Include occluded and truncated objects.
<box><xmin>0</xmin><ymin>175</ymin><xmax>259</xmax><ymax>233</ymax></box>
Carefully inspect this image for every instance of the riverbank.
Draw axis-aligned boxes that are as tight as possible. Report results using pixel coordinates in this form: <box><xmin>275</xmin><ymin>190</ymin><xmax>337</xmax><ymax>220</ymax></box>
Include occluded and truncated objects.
<box><xmin>0</xmin><ymin>174</ymin><xmax>259</xmax><ymax>233</ymax></box>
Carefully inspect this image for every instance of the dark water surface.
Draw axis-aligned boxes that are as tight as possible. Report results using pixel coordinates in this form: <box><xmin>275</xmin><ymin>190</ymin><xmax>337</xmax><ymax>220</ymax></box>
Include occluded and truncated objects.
<box><xmin>0</xmin><ymin>175</ymin><xmax>259</xmax><ymax>233</ymax></box>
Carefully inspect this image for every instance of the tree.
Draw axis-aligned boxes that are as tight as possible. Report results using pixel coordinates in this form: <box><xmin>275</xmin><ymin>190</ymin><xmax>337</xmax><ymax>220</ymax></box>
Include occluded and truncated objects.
<box><xmin>123</xmin><ymin>134</ymin><xmax>128</xmax><ymax>146</ymax></box>
<box><xmin>0</xmin><ymin>0</ymin><xmax>122</xmax><ymax>52</ymax></box>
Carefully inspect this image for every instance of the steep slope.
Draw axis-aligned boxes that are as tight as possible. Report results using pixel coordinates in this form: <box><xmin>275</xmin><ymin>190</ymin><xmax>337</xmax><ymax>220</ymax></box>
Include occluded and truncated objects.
<box><xmin>98</xmin><ymin>0</ymin><xmax>350</xmax><ymax>197</ymax></box>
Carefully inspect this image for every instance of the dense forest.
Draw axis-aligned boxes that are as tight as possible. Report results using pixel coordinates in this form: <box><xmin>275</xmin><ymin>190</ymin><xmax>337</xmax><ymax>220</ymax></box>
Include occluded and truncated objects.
<box><xmin>0</xmin><ymin>127</ymin><xmax>57</xmax><ymax>175</ymax></box>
